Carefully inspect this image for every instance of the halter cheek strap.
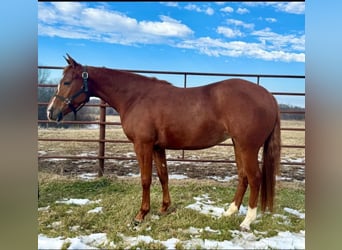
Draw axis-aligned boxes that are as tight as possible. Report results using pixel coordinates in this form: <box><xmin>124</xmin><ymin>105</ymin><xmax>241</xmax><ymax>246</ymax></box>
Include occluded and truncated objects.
<box><xmin>54</xmin><ymin>66</ymin><xmax>90</xmax><ymax>119</ymax></box>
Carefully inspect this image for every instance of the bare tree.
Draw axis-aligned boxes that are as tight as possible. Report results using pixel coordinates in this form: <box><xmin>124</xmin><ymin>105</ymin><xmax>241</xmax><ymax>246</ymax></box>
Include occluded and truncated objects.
<box><xmin>38</xmin><ymin>67</ymin><xmax>50</xmax><ymax>84</ymax></box>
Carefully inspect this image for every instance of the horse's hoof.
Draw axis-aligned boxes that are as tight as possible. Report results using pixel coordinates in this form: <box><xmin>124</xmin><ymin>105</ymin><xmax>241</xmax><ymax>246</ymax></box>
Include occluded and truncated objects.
<box><xmin>239</xmin><ymin>225</ymin><xmax>250</xmax><ymax>232</ymax></box>
<box><xmin>132</xmin><ymin>219</ymin><xmax>142</xmax><ymax>227</ymax></box>
<box><xmin>159</xmin><ymin>209</ymin><xmax>168</xmax><ymax>216</ymax></box>
<box><xmin>159</xmin><ymin>206</ymin><xmax>176</xmax><ymax>216</ymax></box>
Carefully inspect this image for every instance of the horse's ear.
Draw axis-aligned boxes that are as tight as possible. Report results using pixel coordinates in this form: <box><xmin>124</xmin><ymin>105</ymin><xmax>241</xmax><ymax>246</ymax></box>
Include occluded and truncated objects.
<box><xmin>64</xmin><ymin>53</ymin><xmax>79</xmax><ymax>68</ymax></box>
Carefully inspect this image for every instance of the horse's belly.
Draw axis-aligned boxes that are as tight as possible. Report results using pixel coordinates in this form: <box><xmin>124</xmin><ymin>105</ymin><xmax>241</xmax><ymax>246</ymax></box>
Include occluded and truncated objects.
<box><xmin>156</xmin><ymin>127</ymin><xmax>230</xmax><ymax>150</ymax></box>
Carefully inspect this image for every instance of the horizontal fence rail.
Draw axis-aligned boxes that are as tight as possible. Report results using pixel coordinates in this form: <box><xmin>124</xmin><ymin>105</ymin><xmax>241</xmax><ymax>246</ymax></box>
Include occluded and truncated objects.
<box><xmin>38</xmin><ymin>66</ymin><xmax>305</xmax><ymax>176</ymax></box>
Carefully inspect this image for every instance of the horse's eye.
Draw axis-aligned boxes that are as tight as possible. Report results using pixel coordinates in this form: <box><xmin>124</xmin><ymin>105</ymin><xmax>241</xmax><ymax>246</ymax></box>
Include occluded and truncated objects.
<box><xmin>64</xmin><ymin>82</ymin><xmax>71</xmax><ymax>85</ymax></box>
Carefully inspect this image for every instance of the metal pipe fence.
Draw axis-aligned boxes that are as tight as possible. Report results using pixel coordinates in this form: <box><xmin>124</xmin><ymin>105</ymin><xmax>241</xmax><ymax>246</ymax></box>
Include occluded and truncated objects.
<box><xmin>38</xmin><ymin>66</ymin><xmax>305</xmax><ymax>176</ymax></box>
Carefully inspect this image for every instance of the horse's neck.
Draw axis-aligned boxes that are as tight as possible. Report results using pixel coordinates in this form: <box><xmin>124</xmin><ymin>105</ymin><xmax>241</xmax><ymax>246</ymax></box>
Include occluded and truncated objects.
<box><xmin>89</xmin><ymin>67</ymin><xmax>149</xmax><ymax>114</ymax></box>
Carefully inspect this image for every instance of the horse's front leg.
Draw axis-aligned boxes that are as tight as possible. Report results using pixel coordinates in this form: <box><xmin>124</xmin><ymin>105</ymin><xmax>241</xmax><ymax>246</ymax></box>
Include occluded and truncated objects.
<box><xmin>153</xmin><ymin>146</ymin><xmax>171</xmax><ymax>214</ymax></box>
<box><xmin>133</xmin><ymin>142</ymin><xmax>153</xmax><ymax>223</ymax></box>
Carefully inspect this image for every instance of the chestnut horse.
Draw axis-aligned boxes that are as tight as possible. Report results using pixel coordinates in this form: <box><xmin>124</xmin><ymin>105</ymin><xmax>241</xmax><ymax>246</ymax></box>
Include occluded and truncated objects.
<box><xmin>47</xmin><ymin>54</ymin><xmax>280</xmax><ymax>230</ymax></box>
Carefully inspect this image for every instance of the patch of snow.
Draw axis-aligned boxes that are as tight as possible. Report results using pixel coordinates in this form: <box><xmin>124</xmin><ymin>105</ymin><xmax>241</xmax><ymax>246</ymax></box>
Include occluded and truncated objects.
<box><xmin>69</xmin><ymin>225</ymin><xmax>80</xmax><ymax>232</ymax></box>
<box><xmin>184</xmin><ymin>226</ymin><xmax>221</xmax><ymax>235</ymax></box>
<box><xmin>125</xmin><ymin>152</ymin><xmax>136</xmax><ymax>158</ymax></box>
<box><xmin>56</xmin><ymin>198</ymin><xmax>101</xmax><ymax>206</ymax></box>
<box><xmin>287</xmin><ymin>157</ymin><xmax>305</xmax><ymax>163</ymax></box>
<box><xmin>87</xmin><ymin>207</ymin><xmax>103</xmax><ymax>214</ymax></box>
<box><xmin>120</xmin><ymin>234</ymin><xmax>155</xmax><ymax>246</ymax></box>
<box><xmin>38</xmin><ymin>234</ymin><xmax>65</xmax><ymax>249</ymax></box>
<box><xmin>209</xmin><ymin>175</ymin><xmax>237</xmax><ymax>182</ymax></box>
<box><xmin>38</xmin><ymin>205</ymin><xmax>50</xmax><ymax>211</ymax></box>
<box><xmin>126</xmin><ymin>173</ymin><xmax>140</xmax><ymax>178</ymax></box>
<box><xmin>38</xmin><ymin>233</ymin><xmax>108</xmax><ymax>250</ymax></box>
<box><xmin>162</xmin><ymin>238</ymin><xmax>181</xmax><ymax>249</ymax></box>
<box><xmin>185</xmin><ymin>194</ymin><xmax>224</xmax><ymax>217</ymax></box>
<box><xmin>276</xmin><ymin>176</ymin><xmax>293</xmax><ymax>181</ymax></box>
<box><xmin>229</xmin><ymin>230</ymin><xmax>305</xmax><ymax>249</ymax></box>
<box><xmin>87</xmin><ymin>124</ymin><xmax>99</xmax><ymax>129</ymax></box>
<box><xmin>74</xmin><ymin>159</ymin><xmax>97</xmax><ymax>164</ymax></box>
<box><xmin>78</xmin><ymin>173</ymin><xmax>98</xmax><ymax>180</ymax></box>
<box><xmin>78</xmin><ymin>152</ymin><xmax>97</xmax><ymax>157</ymax></box>
<box><xmin>51</xmin><ymin>221</ymin><xmax>61</xmax><ymax>229</ymax></box>
<box><xmin>187</xmin><ymin>226</ymin><xmax>201</xmax><ymax>234</ymax></box>
<box><xmin>169</xmin><ymin>174</ymin><xmax>188</xmax><ymax>180</ymax></box>
<box><xmin>251</xmin><ymin>230</ymin><xmax>304</xmax><ymax>249</ymax></box>
<box><xmin>56</xmin><ymin>198</ymin><xmax>91</xmax><ymax>205</ymax></box>
<box><xmin>284</xmin><ymin>207</ymin><xmax>305</xmax><ymax>219</ymax></box>
<box><xmin>68</xmin><ymin>233</ymin><xmax>108</xmax><ymax>249</ymax></box>
<box><xmin>186</xmin><ymin>194</ymin><xmax>248</xmax><ymax>218</ymax></box>
<box><xmin>187</xmin><ymin>238</ymin><xmax>243</xmax><ymax>249</ymax></box>
<box><xmin>151</xmin><ymin>214</ymin><xmax>160</xmax><ymax>220</ymax></box>
<box><xmin>44</xmin><ymin>158</ymin><xmax>67</xmax><ymax>162</ymax></box>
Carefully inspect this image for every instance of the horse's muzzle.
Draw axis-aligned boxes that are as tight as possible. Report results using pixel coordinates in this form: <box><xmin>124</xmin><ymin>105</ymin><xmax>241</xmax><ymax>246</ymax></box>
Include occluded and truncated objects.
<box><xmin>47</xmin><ymin>108</ymin><xmax>63</xmax><ymax>122</ymax></box>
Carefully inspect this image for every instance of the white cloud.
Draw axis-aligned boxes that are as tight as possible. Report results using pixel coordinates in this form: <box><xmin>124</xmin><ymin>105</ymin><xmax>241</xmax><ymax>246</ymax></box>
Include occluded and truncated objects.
<box><xmin>205</xmin><ymin>7</ymin><xmax>215</xmax><ymax>15</ymax></box>
<box><xmin>243</xmin><ymin>2</ymin><xmax>305</xmax><ymax>14</ymax></box>
<box><xmin>217</xmin><ymin>26</ymin><xmax>242</xmax><ymax>38</ymax></box>
<box><xmin>51</xmin><ymin>2</ymin><xmax>83</xmax><ymax>14</ymax></box>
<box><xmin>161</xmin><ymin>2</ymin><xmax>179</xmax><ymax>7</ymax></box>
<box><xmin>176</xmin><ymin>36</ymin><xmax>304</xmax><ymax>62</ymax></box>
<box><xmin>252</xmin><ymin>28</ymin><xmax>305</xmax><ymax>52</ymax></box>
<box><xmin>275</xmin><ymin>2</ymin><xmax>305</xmax><ymax>14</ymax></box>
<box><xmin>227</xmin><ymin>19</ymin><xmax>254</xmax><ymax>29</ymax></box>
<box><xmin>220</xmin><ymin>6</ymin><xmax>234</xmax><ymax>13</ymax></box>
<box><xmin>265</xmin><ymin>17</ymin><xmax>277</xmax><ymax>23</ymax></box>
<box><xmin>38</xmin><ymin>2</ymin><xmax>193</xmax><ymax>45</ymax></box>
<box><xmin>236</xmin><ymin>7</ymin><xmax>249</xmax><ymax>14</ymax></box>
<box><xmin>82</xmin><ymin>8</ymin><xmax>138</xmax><ymax>32</ymax></box>
<box><xmin>184</xmin><ymin>4</ymin><xmax>214</xmax><ymax>15</ymax></box>
<box><xmin>140</xmin><ymin>16</ymin><xmax>193</xmax><ymax>37</ymax></box>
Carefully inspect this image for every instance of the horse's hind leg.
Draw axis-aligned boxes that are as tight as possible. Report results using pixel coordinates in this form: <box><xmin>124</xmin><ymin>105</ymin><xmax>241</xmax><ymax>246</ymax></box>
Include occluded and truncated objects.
<box><xmin>239</xmin><ymin>148</ymin><xmax>261</xmax><ymax>231</ymax></box>
<box><xmin>223</xmin><ymin>140</ymin><xmax>248</xmax><ymax>217</ymax></box>
<box><xmin>153</xmin><ymin>146</ymin><xmax>171</xmax><ymax>214</ymax></box>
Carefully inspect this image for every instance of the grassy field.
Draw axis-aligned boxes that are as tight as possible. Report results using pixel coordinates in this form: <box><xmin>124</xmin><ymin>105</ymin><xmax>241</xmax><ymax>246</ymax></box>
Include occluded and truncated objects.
<box><xmin>38</xmin><ymin>173</ymin><xmax>304</xmax><ymax>249</ymax></box>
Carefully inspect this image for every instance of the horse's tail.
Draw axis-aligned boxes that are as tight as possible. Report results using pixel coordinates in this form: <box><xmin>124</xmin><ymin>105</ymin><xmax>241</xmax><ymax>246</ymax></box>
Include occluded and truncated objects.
<box><xmin>260</xmin><ymin>103</ymin><xmax>281</xmax><ymax>212</ymax></box>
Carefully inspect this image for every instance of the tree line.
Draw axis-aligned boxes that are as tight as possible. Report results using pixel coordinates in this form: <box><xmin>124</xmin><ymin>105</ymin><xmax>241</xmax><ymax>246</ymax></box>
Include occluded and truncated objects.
<box><xmin>279</xmin><ymin>104</ymin><xmax>305</xmax><ymax>120</ymax></box>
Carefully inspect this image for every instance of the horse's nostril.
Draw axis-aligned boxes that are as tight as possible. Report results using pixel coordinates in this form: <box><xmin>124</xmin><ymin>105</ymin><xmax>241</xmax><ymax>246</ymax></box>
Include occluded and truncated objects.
<box><xmin>47</xmin><ymin>108</ymin><xmax>53</xmax><ymax>120</ymax></box>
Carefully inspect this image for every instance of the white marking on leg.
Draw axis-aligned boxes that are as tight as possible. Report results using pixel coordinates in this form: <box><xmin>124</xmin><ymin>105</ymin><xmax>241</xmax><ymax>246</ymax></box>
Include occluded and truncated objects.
<box><xmin>240</xmin><ymin>206</ymin><xmax>257</xmax><ymax>231</ymax></box>
<box><xmin>223</xmin><ymin>202</ymin><xmax>238</xmax><ymax>217</ymax></box>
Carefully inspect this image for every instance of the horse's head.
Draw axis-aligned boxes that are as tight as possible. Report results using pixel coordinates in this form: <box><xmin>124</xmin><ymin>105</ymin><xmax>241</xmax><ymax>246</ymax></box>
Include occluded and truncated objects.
<box><xmin>47</xmin><ymin>54</ymin><xmax>90</xmax><ymax>122</ymax></box>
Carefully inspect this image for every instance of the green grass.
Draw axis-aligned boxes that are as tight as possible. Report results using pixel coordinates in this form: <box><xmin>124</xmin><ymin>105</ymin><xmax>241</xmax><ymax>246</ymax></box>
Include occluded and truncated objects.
<box><xmin>38</xmin><ymin>174</ymin><xmax>304</xmax><ymax>249</ymax></box>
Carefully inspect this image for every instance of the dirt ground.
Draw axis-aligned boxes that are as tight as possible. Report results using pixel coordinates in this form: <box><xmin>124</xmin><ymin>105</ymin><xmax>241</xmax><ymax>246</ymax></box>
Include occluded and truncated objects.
<box><xmin>38</xmin><ymin>155</ymin><xmax>305</xmax><ymax>182</ymax></box>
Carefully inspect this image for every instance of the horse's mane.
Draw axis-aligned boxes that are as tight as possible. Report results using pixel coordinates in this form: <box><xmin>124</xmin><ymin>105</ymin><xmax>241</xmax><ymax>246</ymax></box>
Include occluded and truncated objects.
<box><xmin>111</xmin><ymin>68</ymin><xmax>173</xmax><ymax>86</ymax></box>
<box><xmin>148</xmin><ymin>76</ymin><xmax>172</xmax><ymax>86</ymax></box>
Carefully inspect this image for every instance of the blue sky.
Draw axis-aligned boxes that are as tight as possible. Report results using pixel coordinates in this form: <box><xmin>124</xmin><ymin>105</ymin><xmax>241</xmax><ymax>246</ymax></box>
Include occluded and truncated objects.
<box><xmin>38</xmin><ymin>2</ymin><xmax>305</xmax><ymax>107</ymax></box>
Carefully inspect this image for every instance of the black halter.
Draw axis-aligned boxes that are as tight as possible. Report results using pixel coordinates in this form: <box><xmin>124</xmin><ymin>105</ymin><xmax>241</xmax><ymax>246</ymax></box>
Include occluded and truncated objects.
<box><xmin>54</xmin><ymin>66</ymin><xmax>90</xmax><ymax>119</ymax></box>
